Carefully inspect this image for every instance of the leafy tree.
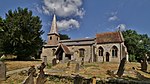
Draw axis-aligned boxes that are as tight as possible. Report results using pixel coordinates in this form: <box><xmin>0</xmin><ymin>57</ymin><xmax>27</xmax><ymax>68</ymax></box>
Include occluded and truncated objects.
<box><xmin>59</xmin><ymin>33</ymin><xmax>70</xmax><ymax>40</ymax></box>
<box><xmin>0</xmin><ymin>17</ymin><xmax>5</xmax><ymax>55</ymax></box>
<box><xmin>1</xmin><ymin>7</ymin><xmax>44</xmax><ymax>60</ymax></box>
<box><xmin>122</xmin><ymin>30</ymin><xmax>150</xmax><ymax>62</ymax></box>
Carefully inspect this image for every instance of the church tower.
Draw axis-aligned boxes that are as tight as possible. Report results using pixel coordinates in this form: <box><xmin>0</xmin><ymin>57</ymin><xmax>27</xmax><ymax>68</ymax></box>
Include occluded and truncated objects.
<box><xmin>47</xmin><ymin>14</ymin><xmax>60</xmax><ymax>45</ymax></box>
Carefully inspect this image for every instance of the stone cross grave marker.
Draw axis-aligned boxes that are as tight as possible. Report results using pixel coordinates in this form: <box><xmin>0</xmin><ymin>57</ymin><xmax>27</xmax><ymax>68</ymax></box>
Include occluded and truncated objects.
<box><xmin>0</xmin><ymin>61</ymin><xmax>6</xmax><ymax>81</ymax></box>
<box><xmin>75</xmin><ymin>63</ymin><xmax>80</xmax><ymax>73</ymax></box>
<box><xmin>141</xmin><ymin>54</ymin><xmax>148</xmax><ymax>72</ymax></box>
<box><xmin>22</xmin><ymin>65</ymin><xmax>36</xmax><ymax>84</ymax></box>
<box><xmin>117</xmin><ymin>57</ymin><xmax>126</xmax><ymax>77</ymax></box>
<box><xmin>36</xmin><ymin>62</ymin><xmax>46</xmax><ymax>84</ymax></box>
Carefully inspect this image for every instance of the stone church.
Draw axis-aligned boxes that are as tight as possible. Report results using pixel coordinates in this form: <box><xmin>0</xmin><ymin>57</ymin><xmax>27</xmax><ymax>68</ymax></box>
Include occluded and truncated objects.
<box><xmin>41</xmin><ymin>14</ymin><xmax>128</xmax><ymax>63</ymax></box>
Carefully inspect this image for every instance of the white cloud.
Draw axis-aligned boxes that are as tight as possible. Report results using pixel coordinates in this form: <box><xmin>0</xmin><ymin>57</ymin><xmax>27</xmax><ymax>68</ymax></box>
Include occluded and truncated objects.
<box><xmin>116</xmin><ymin>24</ymin><xmax>126</xmax><ymax>31</ymax></box>
<box><xmin>42</xmin><ymin>0</ymin><xmax>85</xmax><ymax>18</ymax></box>
<box><xmin>57</xmin><ymin>19</ymin><xmax>80</xmax><ymax>30</ymax></box>
<box><xmin>108</xmin><ymin>11</ymin><xmax>119</xmax><ymax>21</ymax></box>
<box><xmin>34</xmin><ymin>3</ymin><xmax>43</xmax><ymax>13</ymax></box>
<box><xmin>108</xmin><ymin>15</ymin><xmax>118</xmax><ymax>21</ymax></box>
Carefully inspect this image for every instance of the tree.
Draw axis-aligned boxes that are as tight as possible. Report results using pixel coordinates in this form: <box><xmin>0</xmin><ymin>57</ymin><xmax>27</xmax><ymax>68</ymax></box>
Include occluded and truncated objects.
<box><xmin>1</xmin><ymin>7</ymin><xmax>44</xmax><ymax>60</ymax></box>
<box><xmin>0</xmin><ymin>17</ymin><xmax>5</xmax><ymax>55</ymax></box>
<box><xmin>122</xmin><ymin>30</ymin><xmax>150</xmax><ymax>62</ymax></box>
<box><xmin>59</xmin><ymin>33</ymin><xmax>70</xmax><ymax>40</ymax></box>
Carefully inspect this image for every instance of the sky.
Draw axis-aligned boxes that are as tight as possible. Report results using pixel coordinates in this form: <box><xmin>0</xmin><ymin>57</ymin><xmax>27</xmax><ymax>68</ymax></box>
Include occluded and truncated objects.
<box><xmin>0</xmin><ymin>0</ymin><xmax>150</xmax><ymax>41</ymax></box>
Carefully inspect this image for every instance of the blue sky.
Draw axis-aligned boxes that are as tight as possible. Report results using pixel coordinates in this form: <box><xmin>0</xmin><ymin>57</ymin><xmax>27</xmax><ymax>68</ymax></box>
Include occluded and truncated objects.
<box><xmin>0</xmin><ymin>0</ymin><xmax>150</xmax><ymax>40</ymax></box>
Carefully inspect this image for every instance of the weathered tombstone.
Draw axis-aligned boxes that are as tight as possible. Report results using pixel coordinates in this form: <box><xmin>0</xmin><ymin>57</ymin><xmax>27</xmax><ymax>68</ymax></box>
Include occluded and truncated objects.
<box><xmin>67</xmin><ymin>60</ymin><xmax>70</xmax><ymax>68</ymax></box>
<box><xmin>74</xmin><ymin>74</ymin><xmax>83</xmax><ymax>84</ymax></box>
<box><xmin>36</xmin><ymin>62</ymin><xmax>46</xmax><ymax>84</ymax></box>
<box><xmin>92</xmin><ymin>76</ymin><xmax>96</xmax><ymax>84</ymax></box>
<box><xmin>22</xmin><ymin>65</ymin><xmax>36</xmax><ymax>84</ymax></box>
<box><xmin>0</xmin><ymin>61</ymin><xmax>6</xmax><ymax>81</ymax></box>
<box><xmin>52</xmin><ymin>58</ymin><xmax>57</xmax><ymax>66</ymax></box>
<box><xmin>28</xmin><ymin>65</ymin><xmax>36</xmax><ymax>76</ymax></box>
<box><xmin>42</xmin><ymin>56</ymin><xmax>47</xmax><ymax>65</ymax></box>
<box><xmin>141</xmin><ymin>54</ymin><xmax>148</xmax><ymax>72</ymax></box>
<box><xmin>117</xmin><ymin>57</ymin><xmax>126</xmax><ymax>77</ymax></box>
<box><xmin>81</xmin><ymin>57</ymin><xmax>84</xmax><ymax>66</ymax></box>
<box><xmin>75</xmin><ymin>63</ymin><xmax>80</xmax><ymax>73</ymax></box>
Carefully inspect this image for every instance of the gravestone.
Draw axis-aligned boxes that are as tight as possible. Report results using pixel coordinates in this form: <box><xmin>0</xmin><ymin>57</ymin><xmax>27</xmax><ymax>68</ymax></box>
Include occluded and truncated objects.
<box><xmin>75</xmin><ymin>63</ymin><xmax>80</xmax><ymax>73</ymax></box>
<box><xmin>117</xmin><ymin>57</ymin><xmax>126</xmax><ymax>77</ymax></box>
<box><xmin>0</xmin><ymin>61</ymin><xmax>6</xmax><ymax>81</ymax></box>
<box><xmin>67</xmin><ymin>61</ymin><xmax>70</xmax><ymax>68</ymax></box>
<box><xmin>81</xmin><ymin>57</ymin><xmax>84</xmax><ymax>66</ymax></box>
<box><xmin>36</xmin><ymin>62</ymin><xmax>46</xmax><ymax>84</ymax></box>
<box><xmin>22</xmin><ymin>65</ymin><xmax>36</xmax><ymax>84</ymax></box>
<box><xmin>92</xmin><ymin>76</ymin><xmax>96</xmax><ymax>84</ymax></box>
<box><xmin>52</xmin><ymin>58</ymin><xmax>57</xmax><ymax>66</ymax></box>
<box><xmin>141</xmin><ymin>54</ymin><xmax>148</xmax><ymax>72</ymax></box>
<box><xmin>42</xmin><ymin>56</ymin><xmax>47</xmax><ymax>65</ymax></box>
<box><xmin>74</xmin><ymin>74</ymin><xmax>83</xmax><ymax>84</ymax></box>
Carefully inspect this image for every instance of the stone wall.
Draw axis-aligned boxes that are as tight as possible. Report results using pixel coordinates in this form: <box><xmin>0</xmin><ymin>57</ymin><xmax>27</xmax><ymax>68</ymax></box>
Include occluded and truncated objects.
<box><xmin>96</xmin><ymin>43</ymin><xmax>122</xmax><ymax>62</ymax></box>
<box><xmin>67</xmin><ymin>45</ymin><xmax>92</xmax><ymax>62</ymax></box>
<box><xmin>41</xmin><ymin>42</ymin><xmax>127</xmax><ymax>63</ymax></box>
<box><xmin>41</xmin><ymin>46</ymin><xmax>57</xmax><ymax>64</ymax></box>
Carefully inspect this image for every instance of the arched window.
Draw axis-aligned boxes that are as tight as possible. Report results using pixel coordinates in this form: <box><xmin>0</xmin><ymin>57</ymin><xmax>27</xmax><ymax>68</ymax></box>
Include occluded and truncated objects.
<box><xmin>52</xmin><ymin>49</ymin><xmax>56</xmax><ymax>56</ymax></box>
<box><xmin>98</xmin><ymin>46</ymin><xmax>104</xmax><ymax>56</ymax></box>
<box><xmin>50</xmin><ymin>36</ymin><xmax>52</xmax><ymax>40</ymax></box>
<box><xmin>79</xmin><ymin>48</ymin><xmax>85</xmax><ymax>57</ymax></box>
<box><xmin>112</xmin><ymin>46</ymin><xmax>118</xmax><ymax>57</ymax></box>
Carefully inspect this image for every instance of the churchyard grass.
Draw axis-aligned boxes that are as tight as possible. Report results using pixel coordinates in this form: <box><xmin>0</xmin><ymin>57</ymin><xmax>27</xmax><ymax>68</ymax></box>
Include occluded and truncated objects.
<box><xmin>5</xmin><ymin>60</ymin><xmax>42</xmax><ymax>71</ymax></box>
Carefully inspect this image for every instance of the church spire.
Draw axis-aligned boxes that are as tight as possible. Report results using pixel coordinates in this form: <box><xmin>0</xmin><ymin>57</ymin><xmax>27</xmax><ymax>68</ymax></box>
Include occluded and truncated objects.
<box><xmin>47</xmin><ymin>14</ymin><xmax>60</xmax><ymax>45</ymax></box>
<box><xmin>48</xmin><ymin>14</ymin><xmax>59</xmax><ymax>36</ymax></box>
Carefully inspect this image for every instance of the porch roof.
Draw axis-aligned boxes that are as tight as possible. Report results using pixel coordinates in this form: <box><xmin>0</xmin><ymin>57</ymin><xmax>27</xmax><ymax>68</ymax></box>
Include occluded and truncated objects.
<box><xmin>55</xmin><ymin>43</ymin><xmax>72</xmax><ymax>55</ymax></box>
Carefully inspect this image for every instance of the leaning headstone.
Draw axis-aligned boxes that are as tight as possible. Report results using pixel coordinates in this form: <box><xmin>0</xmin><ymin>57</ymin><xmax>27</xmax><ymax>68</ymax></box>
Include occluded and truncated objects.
<box><xmin>42</xmin><ymin>56</ymin><xmax>47</xmax><ymax>65</ymax></box>
<box><xmin>36</xmin><ymin>62</ymin><xmax>46</xmax><ymax>84</ymax></box>
<box><xmin>28</xmin><ymin>65</ymin><xmax>37</xmax><ymax>77</ymax></box>
<box><xmin>0</xmin><ymin>61</ymin><xmax>6</xmax><ymax>81</ymax></box>
<box><xmin>141</xmin><ymin>54</ymin><xmax>148</xmax><ymax>72</ymax></box>
<box><xmin>75</xmin><ymin>63</ymin><xmax>80</xmax><ymax>73</ymax></box>
<box><xmin>52</xmin><ymin>58</ymin><xmax>57</xmax><ymax>66</ymax></box>
<box><xmin>117</xmin><ymin>57</ymin><xmax>126</xmax><ymax>77</ymax></box>
<box><xmin>74</xmin><ymin>74</ymin><xmax>83</xmax><ymax>84</ymax></box>
<box><xmin>22</xmin><ymin>65</ymin><xmax>36</xmax><ymax>84</ymax></box>
<box><xmin>22</xmin><ymin>74</ymin><xmax>34</xmax><ymax>84</ymax></box>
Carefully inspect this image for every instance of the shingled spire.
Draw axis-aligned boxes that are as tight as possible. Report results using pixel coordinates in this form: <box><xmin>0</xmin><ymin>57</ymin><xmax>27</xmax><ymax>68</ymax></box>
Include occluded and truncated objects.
<box><xmin>48</xmin><ymin>14</ymin><xmax>59</xmax><ymax>36</ymax></box>
<box><xmin>47</xmin><ymin>14</ymin><xmax>60</xmax><ymax>45</ymax></box>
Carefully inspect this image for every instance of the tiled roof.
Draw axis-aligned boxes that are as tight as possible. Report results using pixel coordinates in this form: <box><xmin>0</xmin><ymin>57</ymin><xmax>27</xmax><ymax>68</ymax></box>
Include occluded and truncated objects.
<box><xmin>96</xmin><ymin>32</ymin><xmax>124</xmax><ymax>44</ymax></box>
<box><xmin>55</xmin><ymin>43</ymin><xmax>71</xmax><ymax>55</ymax></box>
<box><xmin>59</xmin><ymin>38</ymin><xmax>95</xmax><ymax>46</ymax></box>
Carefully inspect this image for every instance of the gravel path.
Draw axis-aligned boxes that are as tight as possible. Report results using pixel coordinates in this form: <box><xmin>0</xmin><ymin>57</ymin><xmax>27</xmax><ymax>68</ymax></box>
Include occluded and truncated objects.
<box><xmin>6</xmin><ymin>67</ymin><xmax>30</xmax><ymax>75</ymax></box>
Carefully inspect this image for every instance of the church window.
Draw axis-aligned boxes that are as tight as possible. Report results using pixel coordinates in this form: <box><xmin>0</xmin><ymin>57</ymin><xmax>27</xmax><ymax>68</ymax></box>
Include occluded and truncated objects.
<box><xmin>52</xmin><ymin>49</ymin><xmax>56</xmax><ymax>56</ymax></box>
<box><xmin>98</xmin><ymin>46</ymin><xmax>104</xmax><ymax>56</ymax></box>
<box><xmin>112</xmin><ymin>46</ymin><xmax>118</xmax><ymax>57</ymax></box>
<box><xmin>50</xmin><ymin>36</ymin><xmax>52</xmax><ymax>40</ymax></box>
<box><xmin>79</xmin><ymin>48</ymin><xmax>85</xmax><ymax>57</ymax></box>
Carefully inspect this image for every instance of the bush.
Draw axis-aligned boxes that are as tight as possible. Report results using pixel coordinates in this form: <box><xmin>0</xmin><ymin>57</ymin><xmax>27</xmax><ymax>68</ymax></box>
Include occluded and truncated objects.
<box><xmin>129</xmin><ymin>54</ymin><xmax>136</xmax><ymax>62</ymax></box>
